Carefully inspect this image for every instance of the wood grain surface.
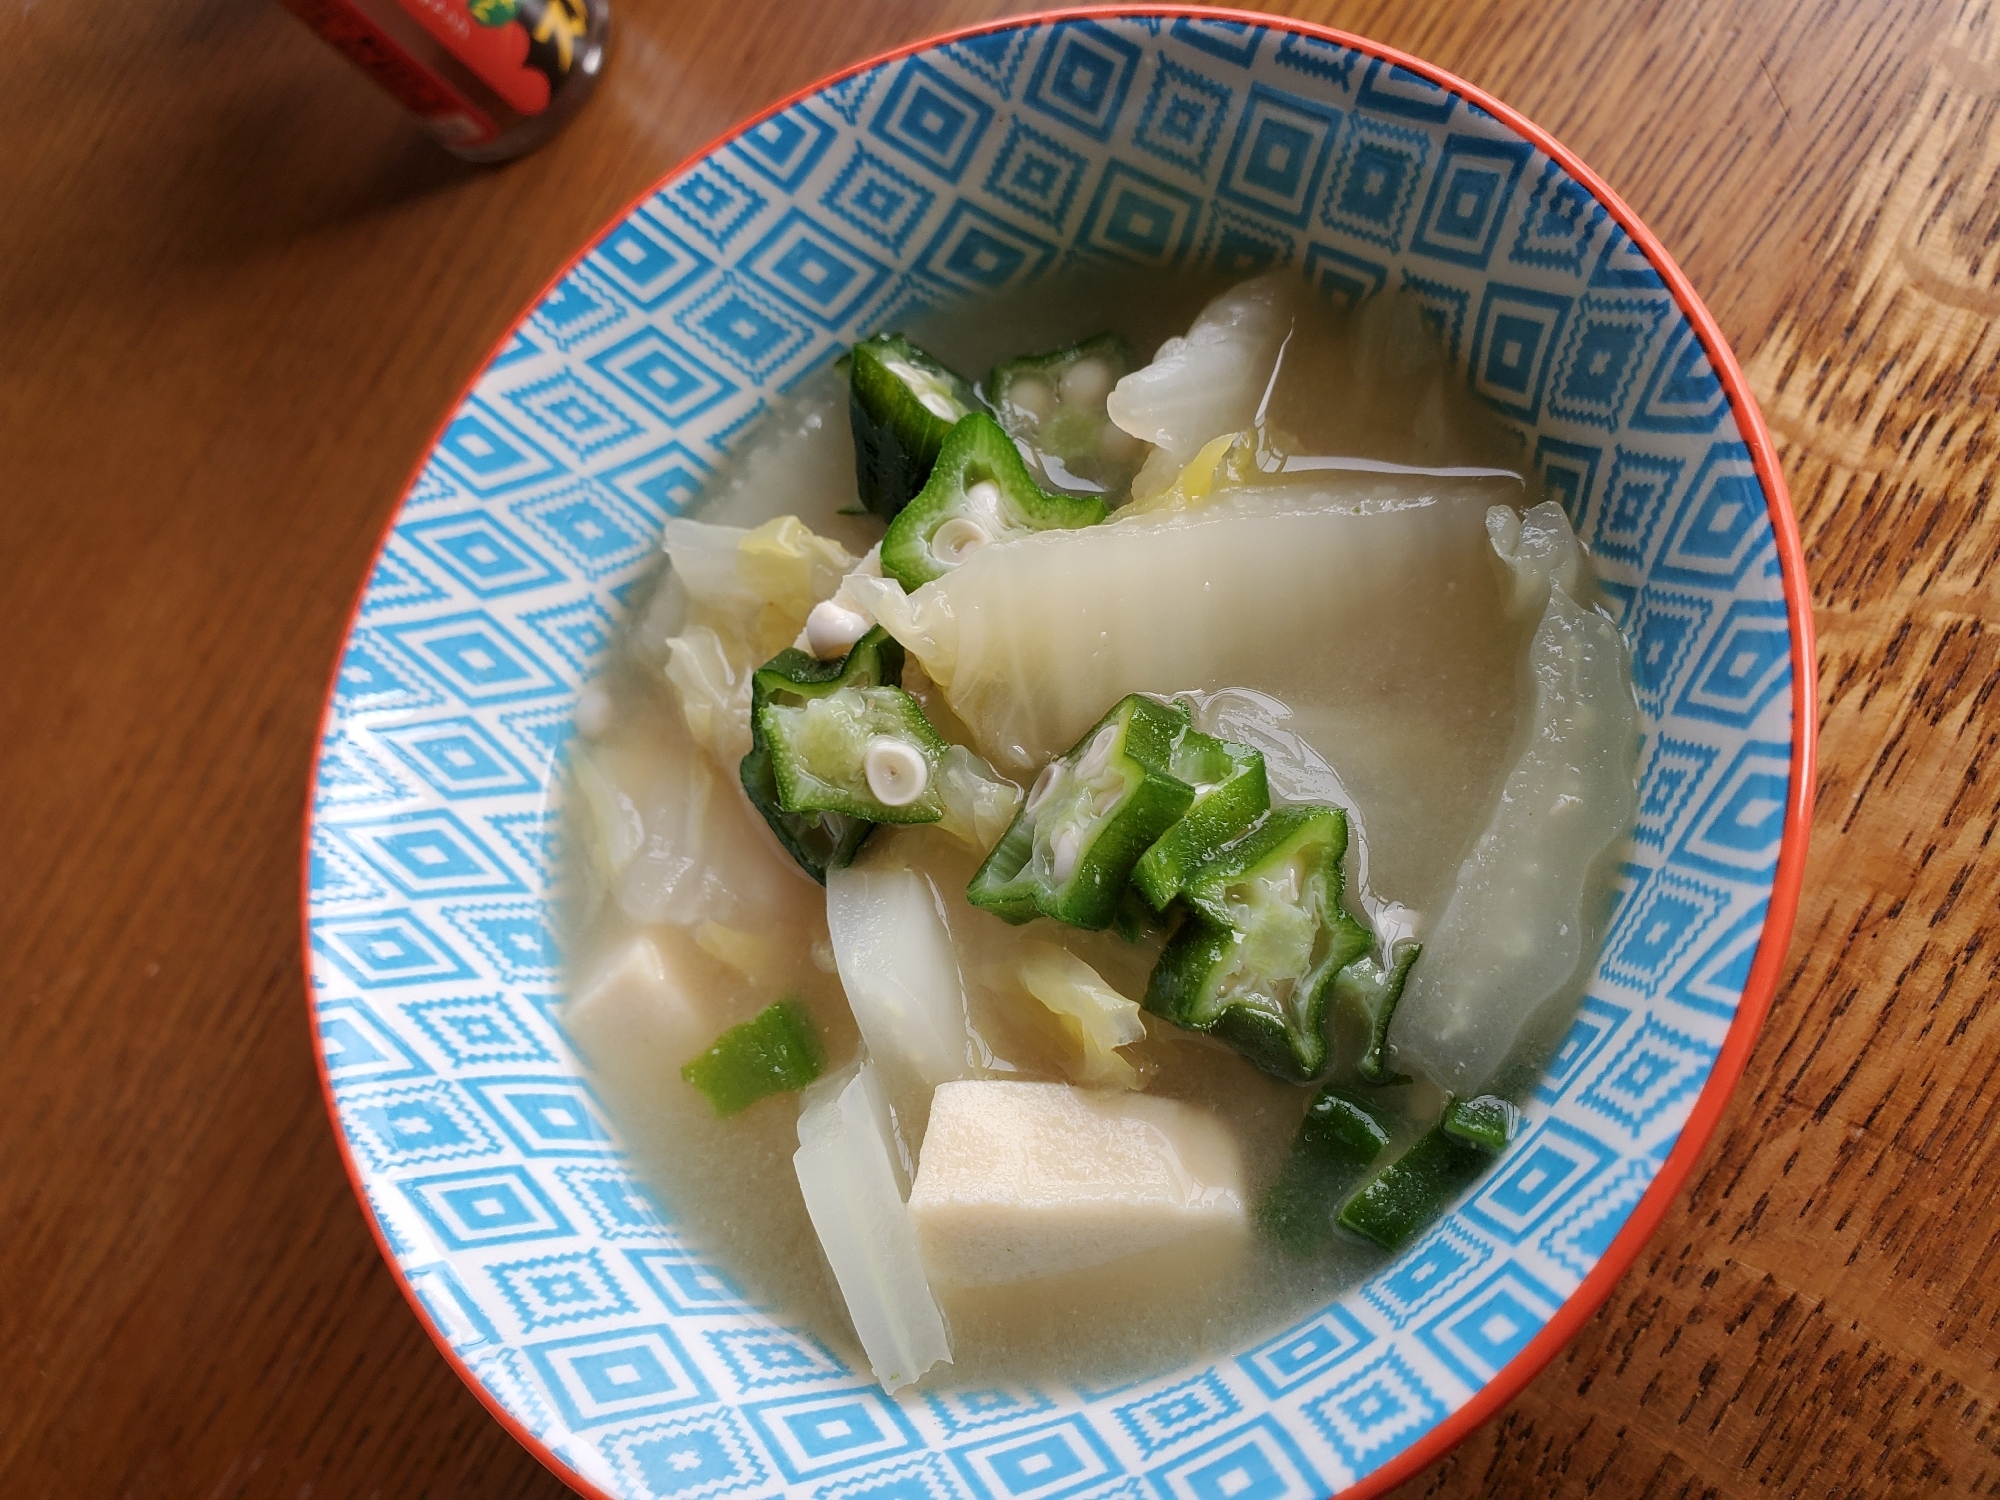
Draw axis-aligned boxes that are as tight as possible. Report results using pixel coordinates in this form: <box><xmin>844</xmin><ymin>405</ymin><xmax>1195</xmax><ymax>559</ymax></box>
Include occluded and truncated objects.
<box><xmin>2</xmin><ymin>0</ymin><xmax>1995</xmax><ymax>1494</ymax></box>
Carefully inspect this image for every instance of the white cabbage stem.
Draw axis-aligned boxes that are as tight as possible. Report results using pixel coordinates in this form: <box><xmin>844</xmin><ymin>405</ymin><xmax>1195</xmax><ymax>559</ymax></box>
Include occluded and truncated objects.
<box><xmin>1105</xmin><ymin>273</ymin><xmax>1301</xmax><ymax>466</ymax></box>
<box><xmin>825</xmin><ymin>865</ymin><xmax>977</xmax><ymax>1091</ymax></box>
<box><xmin>662</xmin><ymin>625</ymin><xmax>756</xmax><ymax>765</ymax></box>
<box><xmin>1016</xmin><ymin>942</ymin><xmax>1146</xmax><ymax>1090</ymax></box>
<box><xmin>1387</xmin><ymin>580</ymin><xmax>1637</xmax><ymax>1092</ymax></box>
<box><xmin>793</xmin><ymin>1062</ymin><xmax>951</xmax><ymax>1390</ymax></box>
<box><xmin>864</xmin><ymin>476</ymin><xmax>1516</xmax><ymax>772</ymax></box>
<box><xmin>574</xmin><ymin>683</ymin><xmax>614</xmax><ymax>739</ymax></box>
<box><xmin>1486</xmin><ymin>499</ymin><xmax>1586</xmax><ymax>619</ymax></box>
<box><xmin>935</xmin><ymin>746</ymin><xmax>1022</xmax><ymax>851</ymax></box>
<box><xmin>569</xmin><ymin>741</ymin><xmax>643</xmax><ymax>881</ymax></box>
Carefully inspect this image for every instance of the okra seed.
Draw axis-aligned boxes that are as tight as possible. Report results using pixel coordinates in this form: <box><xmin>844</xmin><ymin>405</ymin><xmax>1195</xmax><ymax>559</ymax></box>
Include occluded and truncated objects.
<box><xmin>1025</xmin><ymin>760</ymin><xmax>1063</xmax><ymax>816</ymax></box>
<box><xmin>1060</xmin><ymin>358</ymin><xmax>1112</xmax><ymax>409</ymax></box>
<box><xmin>863</xmin><ymin>737</ymin><xmax>930</xmax><ymax>806</ymax></box>
<box><xmin>963</xmin><ymin>479</ymin><xmax>1004</xmax><ymax>523</ymax></box>
<box><xmin>931</xmin><ymin>516</ymin><xmax>992</xmax><ymax>566</ymax></box>
<box><xmin>885</xmin><ymin>357</ymin><xmax>963</xmax><ymax>421</ymax></box>
<box><xmin>804</xmin><ymin>599</ymin><xmax>872</xmax><ymax>658</ymax></box>
<box><xmin>1050</xmin><ymin>824</ymin><xmax>1081</xmax><ymax>885</ymax></box>
<box><xmin>1008</xmin><ymin>376</ymin><xmax>1056</xmax><ymax>423</ymax></box>
<box><xmin>1075</xmin><ymin>725</ymin><xmax>1117</xmax><ymax>782</ymax></box>
<box><xmin>1098</xmin><ymin>423</ymin><xmax>1142</xmax><ymax>464</ymax></box>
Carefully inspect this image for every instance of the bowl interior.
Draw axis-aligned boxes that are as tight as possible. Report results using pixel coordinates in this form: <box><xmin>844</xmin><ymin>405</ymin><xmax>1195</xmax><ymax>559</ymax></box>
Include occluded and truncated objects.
<box><xmin>308</xmin><ymin>14</ymin><xmax>1801</xmax><ymax>1498</ymax></box>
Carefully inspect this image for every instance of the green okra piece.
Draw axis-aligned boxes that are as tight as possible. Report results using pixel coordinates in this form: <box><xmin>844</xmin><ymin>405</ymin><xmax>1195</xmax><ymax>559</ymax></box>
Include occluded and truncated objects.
<box><xmin>751</xmin><ymin>626</ymin><xmax>947</xmax><ymax>826</ymax></box>
<box><xmin>880</xmin><ymin>413</ymin><xmax>1107</xmax><ymax>591</ymax></box>
<box><xmin>848</xmin><ymin>333</ymin><xmax>980</xmax><ymax>520</ymax></box>
<box><xmin>1334</xmin><ymin>1124</ymin><xmax>1490</xmax><ymax>1251</ymax></box>
<box><xmin>1335</xmin><ymin>1096</ymin><xmax>1520</xmax><ymax>1251</ymax></box>
<box><xmin>1112</xmin><ymin>884</ymin><xmax>1168</xmax><ymax>944</ymax></box>
<box><xmin>749</xmin><ymin>627</ymin><xmax>906</xmax><ymax>705</ymax></box>
<box><xmin>681</xmin><ymin>1000</ymin><xmax>827</xmax><ymax>1117</ymax></box>
<box><xmin>739</xmin><ymin>628</ymin><xmax>906</xmax><ymax>882</ymax></box>
<box><xmin>967</xmin><ymin>694</ymin><xmax>1195</xmax><ymax>930</ymax></box>
<box><xmin>1335</xmin><ymin>943</ymin><xmax>1423</xmax><ymax>1085</ymax></box>
<box><xmin>1132</xmin><ymin>723</ymin><xmax>1270</xmax><ymax>910</ymax></box>
<box><xmin>739</xmin><ymin>741</ymin><xmax>872</xmax><ymax>882</ymax></box>
<box><xmin>1257</xmin><ymin>1082</ymin><xmax>1394</xmax><ymax>1256</ymax></box>
<box><xmin>1143</xmin><ymin>807</ymin><xmax>1373</xmax><ymax>1083</ymax></box>
<box><xmin>1441</xmin><ymin>1094</ymin><xmax>1523</xmax><ymax>1151</ymax></box>
<box><xmin>759</xmin><ymin>685</ymin><xmax>950</xmax><ymax>825</ymax></box>
<box><xmin>985</xmin><ymin>331</ymin><xmax>1143</xmax><ymax>497</ymax></box>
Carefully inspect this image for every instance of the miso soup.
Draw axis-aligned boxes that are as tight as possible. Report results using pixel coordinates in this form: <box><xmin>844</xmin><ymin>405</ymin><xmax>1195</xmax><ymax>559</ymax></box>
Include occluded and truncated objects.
<box><xmin>560</xmin><ymin>272</ymin><xmax>1638</xmax><ymax>1392</ymax></box>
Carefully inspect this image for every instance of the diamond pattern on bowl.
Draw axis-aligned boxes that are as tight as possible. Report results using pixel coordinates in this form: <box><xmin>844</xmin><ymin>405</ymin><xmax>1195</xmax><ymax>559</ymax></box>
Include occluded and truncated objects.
<box><xmin>309</xmin><ymin>15</ymin><xmax>1798</xmax><ymax>1495</ymax></box>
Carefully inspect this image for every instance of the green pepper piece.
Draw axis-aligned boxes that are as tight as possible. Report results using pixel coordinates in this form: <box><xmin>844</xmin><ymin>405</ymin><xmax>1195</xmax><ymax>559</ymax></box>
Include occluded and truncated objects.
<box><xmin>880</xmin><ymin>413</ymin><xmax>1108</xmax><ymax>591</ymax></box>
<box><xmin>967</xmin><ymin>694</ymin><xmax>1195</xmax><ymax>930</ymax></box>
<box><xmin>739</xmin><ymin>628</ymin><xmax>906</xmax><ymax>882</ymax></box>
<box><xmin>1257</xmin><ymin>1083</ymin><xmax>1393</xmax><ymax>1256</ymax></box>
<box><xmin>680</xmin><ymin>1000</ymin><xmax>827</xmax><ymax>1116</ymax></box>
<box><xmin>1143</xmin><ymin>807</ymin><xmax>1374</xmax><ymax>1082</ymax></box>
<box><xmin>848</xmin><ymin>333</ymin><xmax>980</xmax><ymax>520</ymax></box>
<box><xmin>1132</xmin><ymin>725</ymin><xmax>1270</xmax><ymax>910</ymax></box>
<box><xmin>986</xmin><ymin>331</ymin><xmax>1143</xmax><ymax>497</ymax></box>
<box><xmin>1335</xmin><ymin>943</ymin><xmax>1422</xmax><ymax>1085</ymax></box>
<box><xmin>759</xmin><ymin>685</ymin><xmax>950</xmax><ymax>824</ymax></box>
<box><xmin>1441</xmin><ymin>1094</ymin><xmax>1522</xmax><ymax>1151</ymax></box>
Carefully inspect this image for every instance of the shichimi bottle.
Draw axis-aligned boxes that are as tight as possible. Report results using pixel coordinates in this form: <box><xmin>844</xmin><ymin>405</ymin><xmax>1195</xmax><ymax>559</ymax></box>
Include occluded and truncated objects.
<box><xmin>284</xmin><ymin>0</ymin><xmax>611</xmax><ymax>162</ymax></box>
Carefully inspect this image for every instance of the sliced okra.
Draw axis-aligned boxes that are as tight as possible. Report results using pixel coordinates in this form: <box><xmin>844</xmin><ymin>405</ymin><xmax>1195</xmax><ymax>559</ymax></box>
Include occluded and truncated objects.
<box><xmin>1335</xmin><ymin>943</ymin><xmax>1422</xmax><ymax>1085</ymax></box>
<box><xmin>1143</xmin><ymin>807</ymin><xmax>1373</xmax><ymax>1083</ymax></box>
<box><xmin>986</xmin><ymin>331</ymin><xmax>1146</xmax><ymax>498</ymax></box>
<box><xmin>1132</xmin><ymin>723</ymin><xmax>1270</xmax><ymax>910</ymax></box>
<box><xmin>1335</xmin><ymin>1095</ymin><xmax>1520</xmax><ymax>1252</ymax></box>
<box><xmin>848</xmin><ymin>333</ymin><xmax>979</xmax><ymax>520</ymax></box>
<box><xmin>1257</xmin><ymin>1082</ymin><xmax>1394</xmax><ymax>1256</ymax></box>
<box><xmin>880</xmin><ymin>413</ymin><xmax>1106</xmax><ymax>591</ymax></box>
<box><xmin>681</xmin><ymin>1000</ymin><xmax>827</xmax><ymax>1117</ymax></box>
<box><xmin>739</xmin><ymin>628</ymin><xmax>906</xmax><ymax>881</ymax></box>
<box><xmin>759</xmin><ymin>685</ymin><xmax>950</xmax><ymax>825</ymax></box>
<box><xmin>967</xmin><ymin>694</ymin><xmax>1194</xmax><ymax>930</ymax></box>
<box><xmin>1440</xmin><ymin>1094</ymin><xmax>1523</xmax><ymax>1151</ymax></box>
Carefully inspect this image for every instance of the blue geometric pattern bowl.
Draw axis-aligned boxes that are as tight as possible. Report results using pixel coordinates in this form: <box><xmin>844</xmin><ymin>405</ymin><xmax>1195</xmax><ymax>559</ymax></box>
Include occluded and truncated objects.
<box><xmin>306</xmin><ymin>11</ymin><xmax>1814</xmax><ymax>1497</ymax></box>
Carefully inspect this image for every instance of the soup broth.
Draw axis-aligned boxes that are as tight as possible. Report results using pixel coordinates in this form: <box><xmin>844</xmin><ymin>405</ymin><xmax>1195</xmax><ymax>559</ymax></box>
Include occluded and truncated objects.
<box><xmin>560</xmin><ymin>271</ymin><xmax>1637</xmax><ymax>1391</ymax></box>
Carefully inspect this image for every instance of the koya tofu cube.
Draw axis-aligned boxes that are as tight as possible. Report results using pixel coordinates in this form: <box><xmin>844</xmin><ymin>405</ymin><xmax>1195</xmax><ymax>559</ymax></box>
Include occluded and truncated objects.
<box><xmin>563</xmin><ymin>934</ymin><xmax>715</xmax><ymax>1088</ymax></box>
<box><xmin>908</xmin><ymin>1081</ymin><xmax>1247</xmax><ymax>1287</ymax></box>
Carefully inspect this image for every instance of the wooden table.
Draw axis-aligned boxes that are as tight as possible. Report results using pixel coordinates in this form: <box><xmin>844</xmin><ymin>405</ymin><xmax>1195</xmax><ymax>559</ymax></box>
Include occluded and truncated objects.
<box><xmin>4</xmin><ymin>0</ymin><xmax>1995</xmax><ymax>1494</ymax></box>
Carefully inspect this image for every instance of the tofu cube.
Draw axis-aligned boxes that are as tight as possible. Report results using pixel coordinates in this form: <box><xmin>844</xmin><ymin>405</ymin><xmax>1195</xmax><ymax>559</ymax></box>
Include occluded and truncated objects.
<box><xmin>562</xmin><ymin>934</ymin><xmax>714</xmax><ymax>1091</ymax></box>
<box><xmin>908</xmin><ymin>1081</ymin><xmax>1247</xmax><ymax>1288</ymax></box>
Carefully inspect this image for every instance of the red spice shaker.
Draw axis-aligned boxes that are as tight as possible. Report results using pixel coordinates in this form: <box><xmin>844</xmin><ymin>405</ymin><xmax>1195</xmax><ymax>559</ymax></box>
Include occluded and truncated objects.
<box><xmin>285</xmin><ymin>0</ymin><xmax>610</xmax><ymax>162</ymax></box>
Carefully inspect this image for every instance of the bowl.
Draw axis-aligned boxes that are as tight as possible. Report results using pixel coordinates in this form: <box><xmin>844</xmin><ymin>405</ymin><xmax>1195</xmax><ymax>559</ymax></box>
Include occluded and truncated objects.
<box><xmin>304</xmin><ymin>10</ymin><xmax>1815</xmax><ymax>1496</ymax></box>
